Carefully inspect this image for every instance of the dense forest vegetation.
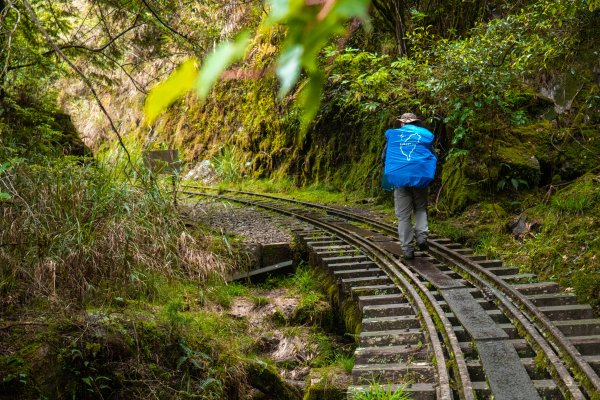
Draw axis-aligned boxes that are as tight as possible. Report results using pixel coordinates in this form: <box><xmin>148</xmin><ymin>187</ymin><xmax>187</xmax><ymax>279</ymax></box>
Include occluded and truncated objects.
<box><xmin>0</xmin><ymin>0</ymin><xmax>599</xmax><ymax>398</ymax></box>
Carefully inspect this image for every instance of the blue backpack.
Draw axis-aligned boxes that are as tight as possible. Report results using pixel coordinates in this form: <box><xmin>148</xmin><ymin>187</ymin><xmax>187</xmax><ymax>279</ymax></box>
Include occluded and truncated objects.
<box><xmin>382</xmin><ymin>124</ymin><xmax>437</xmax><ymax>190</ymax></box>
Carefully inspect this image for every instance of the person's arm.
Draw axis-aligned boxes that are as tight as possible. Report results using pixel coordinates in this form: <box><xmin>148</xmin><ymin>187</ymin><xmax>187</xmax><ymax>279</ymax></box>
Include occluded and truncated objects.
<box><xmin>381</xmin><ymin>141</ymin><xmax>387</xmax><ymax>164</ymax></box>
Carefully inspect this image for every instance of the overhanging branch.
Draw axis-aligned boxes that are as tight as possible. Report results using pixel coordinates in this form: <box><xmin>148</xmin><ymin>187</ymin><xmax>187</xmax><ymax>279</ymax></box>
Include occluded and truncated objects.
<box><xmin>7</xmin><ymin>18</ymin><xmax>142</xmax><ymax>72</ymax></box>
<box><xmin>22</xmin><ymin>0</ymin><xmax>142</xmax><ymax>184</ymax></box>
<box><xmin>139</xmin><ymin>0</ymin><xmax>204</xmax><ymax>53</ymax></box>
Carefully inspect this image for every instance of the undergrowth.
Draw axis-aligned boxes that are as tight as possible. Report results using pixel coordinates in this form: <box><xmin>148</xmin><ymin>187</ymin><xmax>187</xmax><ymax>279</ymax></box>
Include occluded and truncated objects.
<box><xmin>0</xmin><ymin>154</ymin><xmax>226</xmax><ymax>311</ymax></box>
<box><xmin>433</xmin><ymin>172</ymin><xmax>600</xmax><ymax>308</ymax></box>
<box><xmin>0</xmin><ymin>262</ymin><xmax>355</xmax><ymax>399</ymax></box>
<box><xmin>0</xmin><ymin>295</ymin><xmax>252</xmax><ymax>399</ymax></box>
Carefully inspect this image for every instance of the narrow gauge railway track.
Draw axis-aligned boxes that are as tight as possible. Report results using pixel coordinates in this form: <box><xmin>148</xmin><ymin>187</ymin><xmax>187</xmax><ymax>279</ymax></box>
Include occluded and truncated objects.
<box><xmin>181</xmin><ymin>186</ymin><xmax>600</xmax><ymax>399</ymax></box>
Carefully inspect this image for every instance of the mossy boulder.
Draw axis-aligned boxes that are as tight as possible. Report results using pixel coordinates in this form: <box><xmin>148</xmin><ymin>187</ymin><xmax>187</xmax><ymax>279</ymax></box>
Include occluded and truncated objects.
<box><xmin>492</xmin><ymin>140</ymin><xmax>541</xmax><ymax>188</ymax></box>
<box><xmin>246</xmin><ymin>359</ymin><xmax>302</xmax><ymax>400</ymax></box>
<box><xmin>290</xmin><ymin>299</ymin><xmax>334</xmax><ymax>329</ymax></box>
<box><xmin>485</xmin><ymin>123</ymin><xmax>548</xmax><ymax>189</ymax></box>
<box><xmin>0</xmin><ymin>327</ymin><xmax>64</xmax><ymax>398</ymax></box>
<box><xmin>511</xmin><ymin>122</ymin><xmax>600</xmax><ymax>183</ymax></box>
<box><xmin>50</xmin><ymin>112</ymin><xmax>92</xmax><ymax>157</ymax></box>
<box><xmin>303</xmin><ymin>367</ymin><xmax>351</xmax><ymax>400</ymax></box>
<box><xmin>439</xmin><ymin>120</ymin><xmax>598</xmax><ymax>213</ymax></box>
<box><xmin>555</xmin><ymin>127</ymin><xmax>600</xmax><ymax>180</ymax></box>
<box><xmin>0</xmin><ymin>100</ymin><xmax>91</xmax><ymax>159</ymax></box>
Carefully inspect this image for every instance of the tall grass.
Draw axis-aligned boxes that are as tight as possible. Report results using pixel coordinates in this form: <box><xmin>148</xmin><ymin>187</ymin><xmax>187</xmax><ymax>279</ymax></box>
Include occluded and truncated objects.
<box><xmin>212</xmin><ymin>146</ymin><xmax>246</xmax><ymax>183</ymax></box>
<box><xmin>351</xmin><ymin>383</ymin><xmax>412</xmax><ymax>400</ymax></box>
<box><xmin>550</xmin><ymin>175</ymin><xmax>600</xmax><ymax>215</ymax></box>
<box><xmin>0</xmin><ymin>154</ymin><xmax>226</xmax><ymax>310</ymax></box>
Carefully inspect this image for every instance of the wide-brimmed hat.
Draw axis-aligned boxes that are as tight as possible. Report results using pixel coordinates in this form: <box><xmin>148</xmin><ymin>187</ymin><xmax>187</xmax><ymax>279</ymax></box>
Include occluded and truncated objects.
<box><xmin>397</xmin><ymin>112</ymin><xmax>420</xmax><ymax>124</ymax></box>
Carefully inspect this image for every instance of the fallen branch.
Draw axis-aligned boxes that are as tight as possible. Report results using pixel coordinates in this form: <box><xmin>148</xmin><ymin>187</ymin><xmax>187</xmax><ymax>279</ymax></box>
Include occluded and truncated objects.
<box><xmin>0</xmin><ymin>321</ymin><xmax>49</xmax><ymax>330</ymax></box>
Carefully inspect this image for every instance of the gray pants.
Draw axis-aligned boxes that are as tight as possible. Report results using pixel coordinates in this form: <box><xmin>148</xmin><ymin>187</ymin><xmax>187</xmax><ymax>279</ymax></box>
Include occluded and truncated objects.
<box><xmin>394</xmin><ymin>187</ymin><xmax>429</xmax><ymax>253</ymax></box>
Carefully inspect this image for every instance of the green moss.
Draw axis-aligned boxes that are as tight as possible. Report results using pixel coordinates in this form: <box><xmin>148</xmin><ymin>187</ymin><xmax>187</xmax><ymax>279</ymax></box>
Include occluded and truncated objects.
<box><xmin>511</xmin><ymin>122</ymin><xmax>600</xmax><ymax>182</ymax></box>
<box><xmin>550</xmin><ymin>173</ymin><xmax>600</xmax><ymax>215</ymax></box>
<box><xmin>0</xmin><ymin>285</ymin><xmax>259</xmax><ymax>399</ymax></box>
<box><xmin>303</xmin><ymin>367</ymin><xmax>350</xmax><ymax>400</ymax></box>
<box><xmin>435</xmin><ymin>173</ymin><xmax>600</xmax><ymax>308</ymax></box>
<box><xmin>440</xmin><ymin>156</ymin><xmax>481</xmax><ymax>213</ymax></box>
<box><xmin>434</xmin><ymin>121</ymin><xmax>599</xmax><ymax>213</ymax></box>
<box><xmin>0</xmin><ymin>355</ymin><xmax>31</xmax><ymax>396</ymax></box>
<box><xmin>290</xmin><ymin>297</ymin><xmax>334</xmax><ymax>328</ymax></box>
<box><xmin>571</xmin><ymin>269</ymin><xmax>600</xmax><ymax>308</ymax></box>
<box><xmin>494</xmin><ymin>139</ymin><xmax>541</xmax><ymax>186</ymax></box>
<box><xmin>314</xmin><ymin>271</ymin><xmax>360</xmax><ymax>338</ymax></box>
<box><xmin>558</xmin><ymin>128</ymin><xmax>600</xmax><ymax>179</ymax></box>
<box><xmin>246</xmin><ymin>358</ymin><xmax>302</xmax><ymax>400</ymax></box>
<box><xmin>0</xmin><ymin>99</ymin><xmax>91</xmax><ymax>161</ymax></box>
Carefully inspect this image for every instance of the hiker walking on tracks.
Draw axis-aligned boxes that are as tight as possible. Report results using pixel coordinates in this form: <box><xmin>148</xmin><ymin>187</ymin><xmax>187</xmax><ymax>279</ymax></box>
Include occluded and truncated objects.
<box><xmin>382</xmin><ymin>113</ymin><xmax>437</xmax><ymax>260</ymax></box>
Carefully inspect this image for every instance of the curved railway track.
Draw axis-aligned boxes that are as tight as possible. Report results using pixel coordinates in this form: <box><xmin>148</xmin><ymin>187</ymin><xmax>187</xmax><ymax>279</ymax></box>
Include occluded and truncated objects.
<box><xmin>181</xmin><ymin>185</ymin><xmax>600</xmax><ymax>400</ymax></box>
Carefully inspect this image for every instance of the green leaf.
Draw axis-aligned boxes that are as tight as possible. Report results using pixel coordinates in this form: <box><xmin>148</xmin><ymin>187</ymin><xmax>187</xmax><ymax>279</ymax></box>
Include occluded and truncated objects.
<box><xmin>332</xmin><ymin>0</ymin><xmax>370</xmax><ymax>20</ymax></box>
<box><xmin>277</xmin><ymin>44</ymin><xmax>304</xmax><ymax>97</ymax></box>
<box><xmin>144</xmin><ymin>58</ymin><xmax>198</xmax><ymax>125</ymax></box>
<box><xmin>196</xmin><ymin>31</ymin><xmax>251</xmax><ymax>100</ymax></box>
<box><xmin>299</xmin><ymin>71</ymin><xmax>324</xmax><ymax>130</ymax></box>
<box><xmin>199</xmin><ymin>377</ymin><xmax>219</xmax><ymax>390</ymax></box>
<box><xmin>177</xmin><ymin>355</ymin><xmax>188</xmax><ymax>369</ymax></box>
<box><xmin>0</xmin><ymin>162</ymin><xmax>11</xmax><ymax>174</ymax></box>
<box><xmin>266</xmin><ymin>0</ymin><xmax>292</xmax><ymax>23</ymax></box>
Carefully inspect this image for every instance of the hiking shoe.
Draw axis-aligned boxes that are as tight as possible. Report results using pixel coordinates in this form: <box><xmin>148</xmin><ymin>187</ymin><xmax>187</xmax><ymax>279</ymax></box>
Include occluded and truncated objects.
<box><xmin>403</xmin><ymin>250</ymin><xmax>415</xmax><ymax>260</ymax></box>
<box><xmin>418</xmin><ymin>241</ymin><xmax>429</xmax><ymax>251</ymax></box>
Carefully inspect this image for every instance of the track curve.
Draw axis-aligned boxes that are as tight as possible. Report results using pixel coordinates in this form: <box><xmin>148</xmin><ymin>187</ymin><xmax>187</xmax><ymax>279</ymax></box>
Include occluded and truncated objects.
<box><xmin>182</xmin><ymin>185</ymin><xmax>600</xmax><ymax>399</ymax></box>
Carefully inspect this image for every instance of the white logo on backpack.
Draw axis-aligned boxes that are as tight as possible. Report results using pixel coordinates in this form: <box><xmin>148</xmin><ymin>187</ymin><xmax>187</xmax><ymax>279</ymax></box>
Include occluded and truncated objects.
<box><xmin>398</xmin><ymin>133</ymin><xmax>421</xmax><ymax>161</ymax></box>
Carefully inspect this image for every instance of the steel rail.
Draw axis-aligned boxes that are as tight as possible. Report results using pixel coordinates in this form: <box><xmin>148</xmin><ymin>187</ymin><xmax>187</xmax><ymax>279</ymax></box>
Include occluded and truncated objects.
<box><xmin>184</xmin><ymin>189</ymin><xmax>475</xmax><ymax>399</ymax></box>
<box><xmin>182</xmin><ymin>185</ymin><xmax>600</xmax><ymax>397</ymax></box>
<box><xmin>302</xmin><ymin>222</ymin><xmax>456</xmax><ymax>400</ymax></box>
<box><xmin>182</xmin><ymin>185</ymin><xmax>396</xmax><ymax>232</ymax></box>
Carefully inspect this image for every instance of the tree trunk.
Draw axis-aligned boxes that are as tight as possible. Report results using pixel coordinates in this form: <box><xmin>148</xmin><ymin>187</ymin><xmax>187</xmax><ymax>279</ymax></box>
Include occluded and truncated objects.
<box><xmin>393</xmin><ymin>1</ymin><xmax>409</xmax><ymax>56</ymax></box>
<box><xmin>0</xmin><ymin>0</ymin><xmax>7</xmax><ymax>98</ymax></box>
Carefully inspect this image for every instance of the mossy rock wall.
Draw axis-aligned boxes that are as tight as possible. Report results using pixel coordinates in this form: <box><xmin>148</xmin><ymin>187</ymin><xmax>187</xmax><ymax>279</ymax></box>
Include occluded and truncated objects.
<box><xmin>0</xmin><ymin>99</ymin><xmax>91</xmax><ymax>160</ymax></box>
<box><xmin>439</xmin><ymin>155</ymin><xmax>482</xmax><ymax>213</ymax></box>
<box><xmin>136</xmin><ymin>26</ymin><xmax>599</xmax><ymax>206</ymax></box>
<box><xmin>148</xmin><ymin>74</ymin><xmax>391</xmax><ymax>195</ymax></box>
<box><xmin>439</xmin><ymin>120</ymin><xmax>600</xmax><ymax>213</ymax></box>
<box><xmin>511</xmin><ymin>121</ymin><xmax>600</xmax><ymax>183</ymax></box>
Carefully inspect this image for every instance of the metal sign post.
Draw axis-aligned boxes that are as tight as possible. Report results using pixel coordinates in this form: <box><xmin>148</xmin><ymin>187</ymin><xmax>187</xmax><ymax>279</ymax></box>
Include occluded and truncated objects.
<box><xmin>145</xmin><ymin>150</ymin><xmax>181</xmax><ymax>205</ymax></box>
